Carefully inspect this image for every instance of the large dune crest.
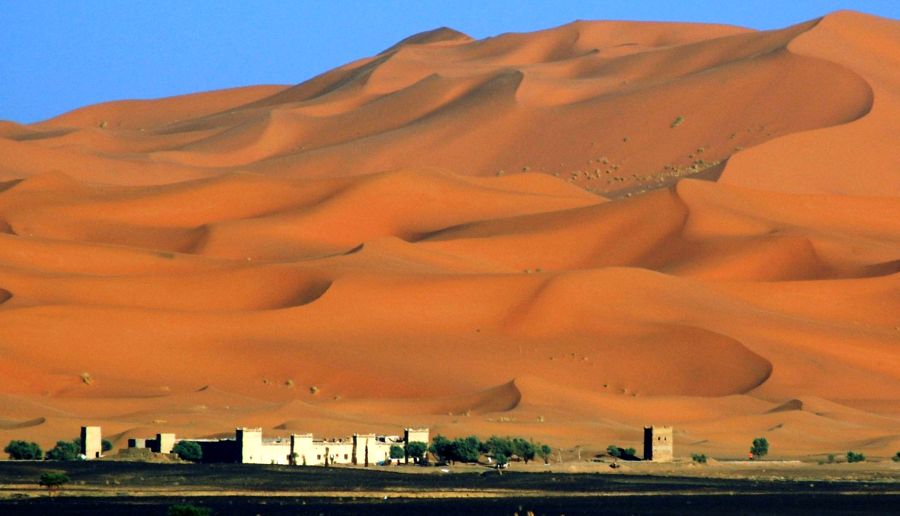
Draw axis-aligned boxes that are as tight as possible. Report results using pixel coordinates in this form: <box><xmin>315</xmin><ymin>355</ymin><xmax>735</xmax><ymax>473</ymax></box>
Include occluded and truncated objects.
<box><xmin>0</xmin><ymin>11</ymin><xmax>898</xmax><ymax>457</ymax></box>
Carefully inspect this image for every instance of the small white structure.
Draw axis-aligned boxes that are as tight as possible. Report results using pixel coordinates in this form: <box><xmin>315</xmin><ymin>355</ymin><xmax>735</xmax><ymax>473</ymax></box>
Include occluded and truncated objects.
<box><xmin>80</xmin><ymin>426</ymin><xmax>102</xmax><ymax>459</ymax></box>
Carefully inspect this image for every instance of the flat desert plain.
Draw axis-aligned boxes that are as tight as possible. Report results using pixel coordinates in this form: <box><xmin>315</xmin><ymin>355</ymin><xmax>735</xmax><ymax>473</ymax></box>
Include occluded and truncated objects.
<box><xmin>0</xmin><ymin>10</ymin><xmax>898</xmax><ymax>460</ymax></box>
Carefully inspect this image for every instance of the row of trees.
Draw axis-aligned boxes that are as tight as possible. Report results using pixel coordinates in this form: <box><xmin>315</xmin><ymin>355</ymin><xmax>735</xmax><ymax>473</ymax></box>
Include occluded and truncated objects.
<box><xmin>389</xmin><ymin>442</ymin><xmax>428</xmax><ymax>463</ymax></box>
<box><xmin>5</xmin><ymin>437</ymin><xmax>112</xmax><ymax>461</ymax></box>
<box><xmin>427</xmin><ymin>435</ymin><xmax>552</xmax><ymax>465</ymax></box>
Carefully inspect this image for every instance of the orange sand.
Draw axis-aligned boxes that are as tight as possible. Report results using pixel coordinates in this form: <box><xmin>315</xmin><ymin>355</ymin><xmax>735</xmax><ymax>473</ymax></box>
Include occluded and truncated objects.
<box><xmin>0</xmin><ymin>11</ymin><xmax>898</xmax><ymax>460</ymax></box>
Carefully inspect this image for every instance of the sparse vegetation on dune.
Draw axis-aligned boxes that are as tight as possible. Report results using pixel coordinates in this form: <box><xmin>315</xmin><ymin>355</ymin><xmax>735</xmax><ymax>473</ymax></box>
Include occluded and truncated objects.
<box><xmin>0</xmin><ymin>13</ymin><xmax>896</xmax><ymax>461</ymax></box>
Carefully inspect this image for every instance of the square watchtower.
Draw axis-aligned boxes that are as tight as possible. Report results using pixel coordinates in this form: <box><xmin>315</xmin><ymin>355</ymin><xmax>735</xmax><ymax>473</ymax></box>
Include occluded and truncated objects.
<box><xmin>80</xmin><ymin>426</ymin><xmax>102</xmax><ymax>459</ymax></box>
<box><xmin>643</xmin><ymin>426</ymin><xmax>673</xmax><ymax>462</ymax></box>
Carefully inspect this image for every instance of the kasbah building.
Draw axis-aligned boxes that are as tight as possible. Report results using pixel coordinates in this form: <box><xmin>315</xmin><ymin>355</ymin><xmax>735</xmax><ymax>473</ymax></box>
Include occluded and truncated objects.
<box><xmin>78</xmin><ymin>425</ymin><xmax>674</xmax><ymax>464</ymax></box>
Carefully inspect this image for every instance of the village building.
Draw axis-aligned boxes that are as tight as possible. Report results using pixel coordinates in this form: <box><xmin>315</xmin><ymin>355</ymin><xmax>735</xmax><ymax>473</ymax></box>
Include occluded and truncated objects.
<box><xmin>127</xmin><ymin>432</ymin><xmax>176</xmax><ymax>454</ymax></box>
<box><xmin>643</xmin><ymin>425</ymin><xmax>673</xmax><ymax>462</ymax></box>
<box><xmin>127</xmin><ymin>426</ymin><xmax>429</xmax><ymax>466</ymax></box>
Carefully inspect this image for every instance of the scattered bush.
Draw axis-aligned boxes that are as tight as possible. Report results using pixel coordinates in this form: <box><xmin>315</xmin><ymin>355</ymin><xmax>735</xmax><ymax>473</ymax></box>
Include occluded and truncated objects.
<box><xmin>39</xmin><ymin>472</ymin><xmax>70</xmax><ymax>495</ymax></box>
<box><xmin>167</xmin><ymin>504</ymin><xmax>211</xmax><ymax>516</ymax></box>
<box><xmin>389</xmin><ymin>445</ymin><xmax>404</xmax><ymax>459</ymax></box>
<box><xmin>691</xmin><ymin>453</ymin><xmax>707</xmax><ymax>464</ymax></box>
<box><xmin>827</xmin><ymin>454</ymin><xmax>836</xmax><ymax>464</ymax></box>
<box><xmin>172</xmin><ymin>441</ymin><xmax>202</xmax><ymax>462</ymax></box>
<box><xmin>750</xmin><ymin>437</ymin><xmax>769</xmax><ymax>459</ymax></box>
<box><xmin>46</xmin><ymin>440</ymin><xmax>80</xmax><ymax>461</ymax></box>
<box><xmin>5</xmin><ymin>440</ymin><xmax>43</xmax><ymax>460</ymax></box>
<box><xmin>539</xmin><ymin>444</ymin><xmax>552</xmax><ymax>464</ymax></box>
<box><xmin>670</xmin><ymin>115</ymin><xmax>685</xmax><ymax>128</ymax></box>
<box><xmin>846</xmin><ymin>451</ymin><xmax>866</xmax><ymax>463</ymax></box>
<box><xmin>893</xmin><ymin>452</ymin><xmax>900</xmax><ymax>462</ymax></box>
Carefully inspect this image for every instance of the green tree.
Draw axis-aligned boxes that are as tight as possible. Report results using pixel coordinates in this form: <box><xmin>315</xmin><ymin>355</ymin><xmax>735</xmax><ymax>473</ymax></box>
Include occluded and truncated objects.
<box><xmin>39</xmin><ymin>472</ymin><xmax>70</xmax><ymax>496</ymax></box>
<box><xmin>389</xmin><ymin>444</ymin><xmax>405</xmax><ymax>459</ymax></box>
<box><xmin>5</xmin><ymin>440</ymin><xmax>43</xmax><ymax>460</ymax></box>
<box><xmin>606</xmin><ymin>445</ymin><xmax>622</xmax><ymax>458</ymax></box>
<box><xmin>46</xmin><ymin>440</ymin><xmax>80</xmax><ymax>461</ymax></box>
<box><xmin>485</xmin><ymin>436</ymin><xmax>513</xmax><ymax>458</ymax></box>
<box><xmin>623</xmin><ymin>447</ymin><xmax>636</xmax><ymax>458</ymax></box>
<box><xmin>538</xmin><ymin>444</ymin><xmax>552</xmax><ymax>464</ymax></box>
<box><xmin>172</xmin><ymin>440</ymin><xmax>202</xmax><ymax>462</ymax></box>
<box><xmin>893</xmin><ymin>451</ymin><xmax>900</xmax><ymax>462</ymax></box>
<box><xmin>429</xmin><ymin>435</ymin><xmax>453</xmax><ymax>462</ymax></box>
<box><xmin>494</xmin><ymin>452</ymin><xmax>509</xmax><ymax>467</ymax></box>
<box><xmin>102</xmin><ymin>439</ymin><xmax>113</xmax><ymax>452</ymax></box>
<box><xmin>750</xmin><ymin>437</ymin><xmax>769</xmax><ymax>459</ymax></box>
<box><xmin>406</xmin><ymin>441</ymin><xmax>427</xmax><ymax>463</ymax></box>
<box><xmin>512</xmin><ymin>438</ymin><xmax>536</xmax><ymax>463</ymax></box>
<box><xmin>691</xmin><ymin>453</ymin><xmax>707</xmax><ymax>464</ymax></box>
<box><xmin>451</xmin><ymin>436</ymin><xmax>482</xmax><ymax>463</ymax></box>
<box><xmin>846</xmin><ymin>451</ymin><xmax>865</xmax><ymax>463</ymax></box>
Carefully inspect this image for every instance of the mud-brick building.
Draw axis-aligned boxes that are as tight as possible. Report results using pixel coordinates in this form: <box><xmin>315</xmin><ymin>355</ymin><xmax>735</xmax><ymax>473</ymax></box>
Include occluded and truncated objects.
<box><xmin>643</xmin><ymin>425</ymin><xmax>673</xmax><ymax>462</ymax></box>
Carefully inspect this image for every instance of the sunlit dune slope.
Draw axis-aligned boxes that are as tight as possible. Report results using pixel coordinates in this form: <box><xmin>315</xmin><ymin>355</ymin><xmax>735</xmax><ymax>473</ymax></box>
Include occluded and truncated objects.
<box><xmin>0</xmin><ymin>11</ymin><xmax>898</xmax><ymax>458</ymax></box>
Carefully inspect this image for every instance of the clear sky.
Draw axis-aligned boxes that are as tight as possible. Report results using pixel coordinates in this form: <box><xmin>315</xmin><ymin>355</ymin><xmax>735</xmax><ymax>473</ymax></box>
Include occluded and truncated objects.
<box><xmin>2</xmin><ymin>1</ymin><xmax>897</xmax><ymax>123</ymax></box>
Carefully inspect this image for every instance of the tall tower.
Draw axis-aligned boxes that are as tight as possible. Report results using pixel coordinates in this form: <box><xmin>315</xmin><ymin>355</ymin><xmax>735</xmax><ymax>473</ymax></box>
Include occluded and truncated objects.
<box><xmin>236</xmin><ymin>427</ymin><xmax>263</xmax><ymax>464</ymax></box>
<box><xmin>290</xmin><ymin>433</ymin><xmax>313</xmax><ymax>466</ymax></box>
<box><xmin>643</xmin><ymin>426</ymin><xmax>673</xmax><ymax>462</ymax></box>
<box><xmin>80</xmin><ymin>426</ymin><xmax>102</xmax><ymax>459</ymax></box>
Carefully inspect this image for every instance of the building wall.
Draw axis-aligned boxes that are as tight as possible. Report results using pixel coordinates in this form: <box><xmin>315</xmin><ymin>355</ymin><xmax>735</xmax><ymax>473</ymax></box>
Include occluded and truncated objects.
<box><xmin>81</xmin><ymin>426</ymin><xmax>102</xmax><ymax>459</ymax></box>
<box><xmin>325</xmin><ymin>442</ymin><xmax>355</xmax><ymax>465</ymax></box>
<box><xmin>290</xmin><ymin>434</ymin><xmax>315</xmax><ymax>465</ymax></box>
<box><xmin>404</xmin><ymin>428</ymin><xmax>429</xmax><ymax>446</ymax></box>
<box><xmin>156</xmin><ymin>433</ymin><xmax>176</xmax><ymax>455</ymax></box>
<box><xmin>643</xmin><ymin>426</ymin><xmax>673</xmax><ymax>462</ymax></box>
<box><xmin>260</xmin><ymin>441</ymin><xmax>291</xmax><ymax>465</ymax></box>
<box><xmin>371</xmin><ymin>441</ymin><xmax>391</xmax><ymax>464</ymax></box>
<box><xmin>237</xmin><ymin>427</ymin><xmax>263</xmax><ymax>464</ymax></box>
<box><xmin>128</xmin><ymin>438</ymin><xmax>147</xmax><ymax>449</ymax></box>
<box><xmin>352</xmin><ymin>434</ymin><xmax>392</xmax><ymax>465</ymax></box>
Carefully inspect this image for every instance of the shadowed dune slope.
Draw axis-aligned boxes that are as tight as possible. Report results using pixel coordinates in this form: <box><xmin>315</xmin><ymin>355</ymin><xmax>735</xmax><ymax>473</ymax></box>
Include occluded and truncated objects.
<box><xmin>0</xmin><ymin>12</ymin><xmax>898</xmax><ymax>458</ymax></box>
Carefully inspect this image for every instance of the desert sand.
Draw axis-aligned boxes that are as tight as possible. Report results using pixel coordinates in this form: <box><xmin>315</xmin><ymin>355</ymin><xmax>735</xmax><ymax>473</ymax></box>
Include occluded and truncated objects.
<box><xmin>0</xmin><ymin>11</ymin><xmax>898</xmax><ymax>460</ymax></box>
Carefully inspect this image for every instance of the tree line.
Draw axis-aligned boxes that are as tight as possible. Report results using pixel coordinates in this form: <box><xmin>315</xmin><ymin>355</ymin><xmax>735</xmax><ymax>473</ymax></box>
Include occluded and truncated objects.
<box><xmin>5</xmin><ymin>437</ymin><xmax>112</xmax><ymax>461</ymax></box>
<box><xmin>427</xmin><ymin>434</ymin><xmax>552</xmax><ymax>465</ymax></box>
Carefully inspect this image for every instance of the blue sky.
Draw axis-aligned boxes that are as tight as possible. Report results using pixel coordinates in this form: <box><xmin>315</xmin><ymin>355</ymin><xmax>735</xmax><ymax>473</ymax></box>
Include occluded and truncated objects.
<box><xmin>2</xmin><ymin>1</ymin><xmax>897</xmax><ymax>123</ymax></box>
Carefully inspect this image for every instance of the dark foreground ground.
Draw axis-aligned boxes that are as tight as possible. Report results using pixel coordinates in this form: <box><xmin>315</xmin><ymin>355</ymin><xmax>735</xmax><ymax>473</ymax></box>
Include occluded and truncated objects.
<box><xmin>0</xmin><ymin>461</ymin><xmax>896</xmax><ymax>515</ymax></box>
<box><xmin>3</xmin><ymin>494</ymin><xmax>899</xmax><ymax>515</ymax></box>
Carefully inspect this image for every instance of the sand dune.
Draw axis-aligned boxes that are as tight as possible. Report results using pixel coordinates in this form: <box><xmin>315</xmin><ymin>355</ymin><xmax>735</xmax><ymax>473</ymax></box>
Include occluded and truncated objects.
<box><xmin>0</xmin><ymin>11</ymin><xmax>898</xmax><ymax>459</ymax></box>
